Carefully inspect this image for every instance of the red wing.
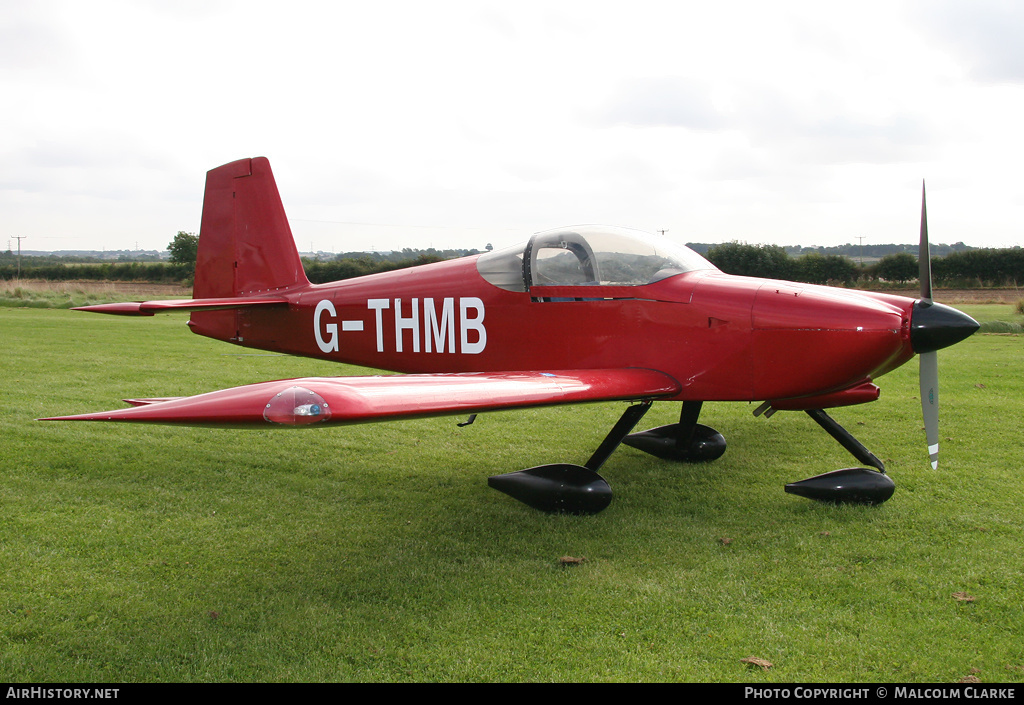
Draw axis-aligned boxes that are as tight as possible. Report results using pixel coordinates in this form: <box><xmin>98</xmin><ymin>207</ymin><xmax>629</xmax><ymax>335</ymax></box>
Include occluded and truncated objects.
<box><xmin>41</xmin><ymin>369</ymin><xmax>681</xmax><ymax>427</ymax></box>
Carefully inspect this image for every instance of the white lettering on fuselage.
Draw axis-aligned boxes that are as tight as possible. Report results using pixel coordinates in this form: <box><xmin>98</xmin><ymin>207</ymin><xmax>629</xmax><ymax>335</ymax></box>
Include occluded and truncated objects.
<box><xmin>314</xmin><ymin>298</ymin><xmax>486</xmax><ymax>355</ymax></box>
<box><xmin>314</xmin><ymin>299</ymin><xmax>339</xmax><ymax>353</ymax></box>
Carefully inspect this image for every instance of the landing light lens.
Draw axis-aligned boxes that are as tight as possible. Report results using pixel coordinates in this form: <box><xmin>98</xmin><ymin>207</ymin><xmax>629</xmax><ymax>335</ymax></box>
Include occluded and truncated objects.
<box><xmin>263</xmin><ymin>386</ymin><xmax>331</xmax><ymax>426</ymax></box>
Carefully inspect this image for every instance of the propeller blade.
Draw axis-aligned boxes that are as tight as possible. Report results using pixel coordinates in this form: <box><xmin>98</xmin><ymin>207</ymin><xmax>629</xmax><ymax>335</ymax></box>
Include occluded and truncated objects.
<box><xmin>919</xmin><ymin>181</ymin><xmax>932</xmax><ymax>304</ymax></box>
<box><xmin>910</xmin><ymin>182</ymin><xmax>978</xmax><ymax>471</ymax></box>
<box><xmin>919</xmin><ymin>350</ymin><xmax>939</xmax><ymax>469</ymax></box>
<box><xmin>919</xmin><ymin>181</ymin><xmax>938</xmax><ymax>469</ymax></box>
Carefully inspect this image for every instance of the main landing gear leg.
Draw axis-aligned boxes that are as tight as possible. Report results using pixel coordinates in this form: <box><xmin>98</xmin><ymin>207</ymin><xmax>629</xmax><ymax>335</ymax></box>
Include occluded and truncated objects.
<box><xmin>783</xmin><ymin>408</ymin><xmax>895</xmax><ymax>505</ymax></box>
<box><xmin>487</xmin><ymin>402</ymin><xmax>653</xmax><ymax>515</ymax></box>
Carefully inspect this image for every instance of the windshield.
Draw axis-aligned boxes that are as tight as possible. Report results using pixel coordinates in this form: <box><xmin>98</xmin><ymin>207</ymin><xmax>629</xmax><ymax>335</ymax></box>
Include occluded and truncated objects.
<box><xmin>477</xmin><ymin>225</ymin><xmax>716</xmax><ymax>292</ymax></box>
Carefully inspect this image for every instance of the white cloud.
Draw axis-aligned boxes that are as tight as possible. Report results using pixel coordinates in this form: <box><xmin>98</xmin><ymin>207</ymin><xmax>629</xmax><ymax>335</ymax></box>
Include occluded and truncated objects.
<box><xmin>918</xmin><ymin>0</ymin><xmax>1024</xmax><ymax>82</ymax></box>
<box><xmin>2</xmin><ymin>0</ymin><xmax>1023</xmax><ymax>253</ymax></box>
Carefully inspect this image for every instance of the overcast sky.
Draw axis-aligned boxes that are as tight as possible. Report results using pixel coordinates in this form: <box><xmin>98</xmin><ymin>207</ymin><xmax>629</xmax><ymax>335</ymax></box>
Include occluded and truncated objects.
<box><xmin>3</xmin><ymin>0</ymin><xmax>1023</xmax><ymax>254</ymax></box>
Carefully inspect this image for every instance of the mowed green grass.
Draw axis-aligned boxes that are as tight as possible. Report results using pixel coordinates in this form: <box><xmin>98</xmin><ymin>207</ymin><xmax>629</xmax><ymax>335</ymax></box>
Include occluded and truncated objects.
<box><xmin>1</xmin><ymin>306</ymin><xmax>1022</xmax><ymax>683</ymax></box>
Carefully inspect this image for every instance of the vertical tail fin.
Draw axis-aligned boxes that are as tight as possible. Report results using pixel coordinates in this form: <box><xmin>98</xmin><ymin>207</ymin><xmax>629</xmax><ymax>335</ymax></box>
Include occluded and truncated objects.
<box><xmin>194</xmin><ymin>157</ymin><xmax>309</xmax><ymax>299</ymax></box>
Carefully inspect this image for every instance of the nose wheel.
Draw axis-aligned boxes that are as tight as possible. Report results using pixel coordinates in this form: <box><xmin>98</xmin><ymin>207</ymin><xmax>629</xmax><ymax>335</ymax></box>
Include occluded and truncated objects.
<box><xmin>766</xmin><ymin>407</ymin><xmax>895</xmax><ymax>505</ymax></box>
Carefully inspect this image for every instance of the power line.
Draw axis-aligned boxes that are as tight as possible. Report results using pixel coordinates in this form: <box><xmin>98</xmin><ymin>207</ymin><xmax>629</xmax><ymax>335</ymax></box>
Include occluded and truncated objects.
<box><xmin>12</xmin><ymin>235</ymin><xmax>26</xmax><ymax>278</ymax></box>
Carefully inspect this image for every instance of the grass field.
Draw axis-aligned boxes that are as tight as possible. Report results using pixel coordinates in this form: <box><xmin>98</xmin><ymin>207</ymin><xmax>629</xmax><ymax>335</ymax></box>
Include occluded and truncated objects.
<box><xmin>1</xmin><ymin>304</ymin><xmax>1022</xmax><ymax>683</ymax></box>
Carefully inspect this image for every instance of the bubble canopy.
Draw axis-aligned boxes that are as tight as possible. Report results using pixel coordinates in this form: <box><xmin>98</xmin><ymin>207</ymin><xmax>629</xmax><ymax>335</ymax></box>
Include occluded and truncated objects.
<box><xmin>477</xmin><ymin>226</ymin><xmax>717</xmax><ymax>292</ymax></box>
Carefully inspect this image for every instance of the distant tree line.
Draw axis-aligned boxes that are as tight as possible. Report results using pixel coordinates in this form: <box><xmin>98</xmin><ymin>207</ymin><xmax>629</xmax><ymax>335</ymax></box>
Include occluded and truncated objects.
<box><xmin>4</xmin><ymin>238</ymin><xmax>1021</xmax><ymax>288</ymax></box>
<box><xmin>929</xmin><ymin>247</ymin><xmax>1024</xmax><ymax>286</ymax></box>
<box><xmin>704</xmin><ymin>242</ymin><xmax>1024</xmax><ymax>287</ymax></box>
<box><xmin>303</xmin><ymin>253</ymin><xmax>447</xmax><ymax>283</ymax></box>
<box><xmin>329</xmin><ymin>247</ymin><xmax>484</xmax><ymax>263</ymax></box>
<box><xmin>705</xmin><ymin>243</ymin><xmax>856</xmax><ymax>284</ymax></box>
<box><xmin>0</xmin><ymin>253</ymin><xmax>445</xmax><ymax>284</ymax></box>
<box><xmin>301</xmin><ymin>247</ymin><xmax>486</xmax><ymax>283</ymax></box>
<box><xmin>688</xmin><ymin>241</ymin><xmax>974</xmax><ymax>259</ymax></box>
<box><xmin>0</xmin><ymin>251</ymin><xmax>165</xmax><ymax>264</ymax></box>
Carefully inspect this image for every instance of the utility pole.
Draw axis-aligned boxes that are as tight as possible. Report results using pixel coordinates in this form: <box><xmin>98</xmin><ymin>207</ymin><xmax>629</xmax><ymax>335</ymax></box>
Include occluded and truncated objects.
<box><xmin>658</xmin><ymin>229</ymin><xmax>669</xmax><ymax>237</ymax></box>
<box><xmin>855</xmin><ymin>236</ymin><xmax>866</xmax><ymax>265</ymax></box>
<box><xmin>12</xmin><ymin>235</ymin><xmax>26</xmax><ymax>278</ymax></box>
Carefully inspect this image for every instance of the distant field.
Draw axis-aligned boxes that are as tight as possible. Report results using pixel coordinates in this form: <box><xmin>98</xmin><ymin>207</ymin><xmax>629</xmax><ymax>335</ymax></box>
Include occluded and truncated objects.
<box><xmin>1</xmin><ymin>305</ymin><xmax>1022</xmax><ymax>682</ymax></box>
<box><xmin>7</xmin><ymin>280</ymin><xmax>192</xmax><ymax>297</ymax></box>
<box><xmin>0</xmin><ymin>280</ymin><xmax>191</xmax><ymax>309</ymax></box>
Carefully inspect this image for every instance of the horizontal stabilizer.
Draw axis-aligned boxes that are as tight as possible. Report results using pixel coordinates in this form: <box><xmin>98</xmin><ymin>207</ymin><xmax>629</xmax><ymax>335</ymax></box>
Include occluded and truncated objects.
<box><xmin>73</xmin><ymin>297</ymin><xmax>290</xmax><ymax>316</ymax></box>
<box><xmin>41</xmin><ymin>369</ymin><xmax>681</xmax><ymax>428</ymax></box>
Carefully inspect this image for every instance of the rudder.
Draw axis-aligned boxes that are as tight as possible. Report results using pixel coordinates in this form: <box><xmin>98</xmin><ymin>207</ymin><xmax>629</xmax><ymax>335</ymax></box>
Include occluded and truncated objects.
<box><xmin>194</xmin><ymin>157</ymin><xmax>309</xmax><ymax>299</ymax></box>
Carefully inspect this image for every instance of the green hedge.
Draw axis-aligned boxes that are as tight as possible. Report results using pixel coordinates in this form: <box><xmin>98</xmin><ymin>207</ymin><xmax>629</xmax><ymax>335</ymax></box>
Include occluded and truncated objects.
<box><xmin>0</xmin><ymin>261</ymin><xmax>194</xmax><ymax>282</ymax></box>
<box><xmin>706</xmin><ymin>243</ymin><xmax>1024</xmax><ymax>287</ymax></box>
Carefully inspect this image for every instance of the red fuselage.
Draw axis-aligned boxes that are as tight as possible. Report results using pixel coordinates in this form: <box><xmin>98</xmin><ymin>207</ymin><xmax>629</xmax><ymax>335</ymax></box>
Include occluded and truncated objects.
<box><xmin>189</xmin><ymin>256</ymin><xmax>916</xmax><ymax>405</ymax></box>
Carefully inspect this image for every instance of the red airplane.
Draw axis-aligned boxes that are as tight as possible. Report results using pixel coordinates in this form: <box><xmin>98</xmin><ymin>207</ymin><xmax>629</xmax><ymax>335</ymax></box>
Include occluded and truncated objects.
<box><xmin>44</xmin><ymin>157</ymin><xmax>979</xmax><ymax>514</ymax></box>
